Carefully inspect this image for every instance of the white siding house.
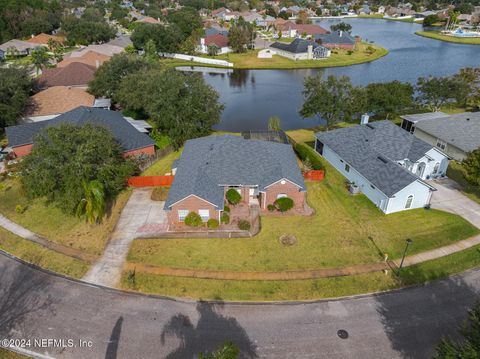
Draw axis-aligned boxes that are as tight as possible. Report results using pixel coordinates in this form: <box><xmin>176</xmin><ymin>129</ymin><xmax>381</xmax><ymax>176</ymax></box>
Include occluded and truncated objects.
<box><xmin>315</xmin><ymin>119</ymin><xmax>446</xmax><ymax>214</ymax></box>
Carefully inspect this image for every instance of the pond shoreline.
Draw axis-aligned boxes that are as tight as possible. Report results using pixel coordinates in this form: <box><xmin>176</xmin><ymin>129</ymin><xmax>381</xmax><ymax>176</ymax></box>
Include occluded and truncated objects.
<box><xmin>415</xmin><ymin>31</ymin><xmax>480</xmax><ymax>45</ymax></box>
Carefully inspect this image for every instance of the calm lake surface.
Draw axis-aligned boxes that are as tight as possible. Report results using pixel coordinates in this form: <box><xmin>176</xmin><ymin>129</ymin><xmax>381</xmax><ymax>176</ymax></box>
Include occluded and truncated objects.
<box><xmin>189</xmin><ymin>18</ymin><xmax>480</xmax><ymax>131</ymax></box>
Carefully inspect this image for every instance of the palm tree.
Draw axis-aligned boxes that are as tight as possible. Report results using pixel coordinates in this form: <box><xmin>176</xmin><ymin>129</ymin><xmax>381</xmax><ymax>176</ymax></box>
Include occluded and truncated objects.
<box><xmin>31</xmin><ymin>47</ymin><xmax>51</xmax><ymax>75</ymax></box>
<box><xmin>76</xmin><ymin>180</ymin><xmax>106</xmax><ymax>224</ymax></box>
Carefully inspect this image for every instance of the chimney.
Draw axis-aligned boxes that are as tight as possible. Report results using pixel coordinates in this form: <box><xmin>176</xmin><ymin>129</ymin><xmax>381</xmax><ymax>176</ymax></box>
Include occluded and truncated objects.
<box><xmin>339</xmin><ymin>30</ymin><xmax>343</xmax><ymax>37</ymax></box>
<box><xmin>361</xmin><ymin>114</ymin><xmax>369</xmax><ymax>124</ymax></box>
<box><xmin>200</xmin><ymin>38</ymin><xmax>206</xmax><ymax>46</ymax></box>
<box><xmin>95</xmin><ymin>60</ymin><xmax>100</xmax><ymax>68</ymax></box>
<box><xmin>307</xmin><ymin>44</ymin><xmax>313</xmax><ymax>59</ymax></box>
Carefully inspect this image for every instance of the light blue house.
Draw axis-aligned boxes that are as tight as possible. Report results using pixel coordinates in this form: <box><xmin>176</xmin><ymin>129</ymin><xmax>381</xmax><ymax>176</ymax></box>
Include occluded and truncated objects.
<box><xmin>315</xmin><ymin>119</ymin><xmax>449</xmax><ymax>214</ymax></box>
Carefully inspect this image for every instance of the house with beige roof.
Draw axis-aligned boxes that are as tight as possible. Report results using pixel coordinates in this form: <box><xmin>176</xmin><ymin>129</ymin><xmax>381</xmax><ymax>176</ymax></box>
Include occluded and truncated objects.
<box><xmin>25</xmin><ymin>87</ymin><xmax>96</xmax><ymax>122</ymax></box>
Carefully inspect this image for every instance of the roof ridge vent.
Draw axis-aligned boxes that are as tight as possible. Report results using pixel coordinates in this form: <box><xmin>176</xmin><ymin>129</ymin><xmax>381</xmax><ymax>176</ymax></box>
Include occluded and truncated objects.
<box><xmin>377</xmin><ymin>156</ymin><xmax>388</xmax><ymax>164</ymax></box>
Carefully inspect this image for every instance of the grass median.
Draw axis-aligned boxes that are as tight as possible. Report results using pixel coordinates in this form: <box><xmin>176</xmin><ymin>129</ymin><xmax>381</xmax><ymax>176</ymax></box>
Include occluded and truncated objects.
<box><xmin>415</xmin><ymin>31</ymin><xmax>480</xmax><ymax>45</ymax></box>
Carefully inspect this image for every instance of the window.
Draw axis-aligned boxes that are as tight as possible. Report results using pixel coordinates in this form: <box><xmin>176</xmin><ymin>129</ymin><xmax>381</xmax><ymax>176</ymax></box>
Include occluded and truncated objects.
<box><xmin>433</xmin><ymin>162</ymin><xmax>440</xmax><ymax>173</ymax></box>
<box><xmin>370</xmin><ymin>184</ymin><xmax>375</xmax><ymax>190</ymax></box>
<box><xmin>277</xmin><ymin>193</ymin><xmax>287</xmax><ymax>199</ymax></box>
<box><xmin>345</xmin><ymin>164</ymin><xmax>350</xmax><ymax>172</ymax></box>
<box><xmin>405</xmin><ymin>195</ymin><xmax>413</xmax><ymax>209</ymax></box>
<box><xmin>436</xmin><ymin>139</ymin><xmax>447</xmax><ymax>150</ymax></box>
<box><xmin>198</xmin><ymin>209</ymin><xmax>210</xmax><ymax>222</ymax></box>
<box><xmin>178</xmin><ymin>210</ymin><xmax>188</xmax><ymax>221</ymax></box>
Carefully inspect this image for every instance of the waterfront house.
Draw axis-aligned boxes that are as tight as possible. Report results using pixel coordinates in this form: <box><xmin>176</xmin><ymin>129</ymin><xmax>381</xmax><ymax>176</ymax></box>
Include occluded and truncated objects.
<box><xmin>314</xmin><ymin>119</ymin><xmax>448</xmax><ymax>214</ymax></box>
<box><xmin>404</xmin><ymin>112</ymin><xmax>480</xmax><ymax>161</ymax></box>
<box><xmin>6</xmin><ymin>107</ymin><xmax>155</xmax><ymax>158</ymax></box>
<box><xmin>314</xmin><ymin>31</ymin><xmax>357</xmax><ymax>50</ymax></box>
<box><xmin>269</xmin><ymin>38</ymin><xmax>331</xmax><ymax>60</ymax></box>
<box><xmin>164</xmin><ymin>135</ymin><xmax>306</xmax><ymax>225</ymax></box>
<box><xmin>198</xmin><ymin>34</ymin><xmax>232</xmax><ymax>54</ymax></box>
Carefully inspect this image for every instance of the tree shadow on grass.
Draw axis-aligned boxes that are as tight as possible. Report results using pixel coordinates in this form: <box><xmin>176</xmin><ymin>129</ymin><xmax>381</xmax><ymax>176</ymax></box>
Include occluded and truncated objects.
<box><xmin>0</xmin><ymin>257</ymin><xmax>58</xmax><ymax>339</ymax></box>
<box><xmin>376</xmin><ymin>265</ymin><xmax>479</xmax><ymax>358</ymax></box>
<box><xmin>160</xmin><ymin>301</ymin><xmax>257</xmax><ymax>359</ymax></box>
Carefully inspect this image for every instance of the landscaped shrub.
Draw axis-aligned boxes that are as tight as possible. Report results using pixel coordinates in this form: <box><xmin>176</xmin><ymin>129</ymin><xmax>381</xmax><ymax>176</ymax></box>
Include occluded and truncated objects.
<box><xmin>226</xmin><ymin>189</ymin><xmax>241</xmax><ymax>205</ymax></box>
<box><xmin>274</xmin><ymin>197</ymin><xmax>294</xmax><ymax>212</ymax></box>
<box><xmin>237</xmin><ymin>219</ymin><xmax>251</xmax><ymax>231</ymax></box>
<box><xmin>267</xmin><ymin>204</ymin><xmax>276</xmax><ymax>212</ymax></box>
<box><xmin>15</xmin><ymin>204</ymin><xmax>26</xmax><ymax>214</ymax></box>
<box><xmin>207</xmin><ymin>218</ymin><xmax>219</xmax><ymax>229</ymax></box>
<box><xmin>224</xmin><ymin>205</ymin><xmax>231</xmax><ymax>213</ymax></box>
<box><xmin>151</xmin><ymin>187</ymin><xmax>169</xmax><ymax>201</ymax></box>
<box><xmin>294</xmin><ymin>143</ymin><xmax>323</xmax><ymax>170</ymax></box>
<box><xmin>221</xmin><ymin>212</ymin><xmax>230</xmax><ymax>224</ymax></box>
<box><xmin>184</xmin><ymin>212</ymin><xmax>203</xmax><ymax>227</ymax></box>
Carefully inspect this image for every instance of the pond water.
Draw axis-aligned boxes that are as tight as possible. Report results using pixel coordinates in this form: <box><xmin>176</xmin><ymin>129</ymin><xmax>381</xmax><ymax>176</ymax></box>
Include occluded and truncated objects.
<box><xmin>189</xmin><ymin>18</ymin><xmax>480</xmax><ymax>131</ymax></box>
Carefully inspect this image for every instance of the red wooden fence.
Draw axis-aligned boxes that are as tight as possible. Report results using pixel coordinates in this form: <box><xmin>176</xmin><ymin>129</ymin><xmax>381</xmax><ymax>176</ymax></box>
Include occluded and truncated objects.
<box><xmin>303</xmin><ymin>170</ymin><xmax>325</xmax><ymax>181</ymax></box>
<box><xmin>127</xmin><ymin>175</ymin><xmax>174</xmax><ymax>187</ymax></box>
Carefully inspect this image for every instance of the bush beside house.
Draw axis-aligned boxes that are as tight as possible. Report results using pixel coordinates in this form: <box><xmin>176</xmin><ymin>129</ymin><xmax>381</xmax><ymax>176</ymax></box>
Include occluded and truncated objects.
<box><xmin>184</xmin><ymin>212</ymin><xmax>202</xmax><ymax>227</ymax></box>
<box><xmin>226</xmin><ymin>189</ymin><xmax>241</xmax><ymax>205</ymax></box>
<box><xmin>274</xmin><ymin>197</ymin><xmax>295</xmax><ymax>212</ymax></box>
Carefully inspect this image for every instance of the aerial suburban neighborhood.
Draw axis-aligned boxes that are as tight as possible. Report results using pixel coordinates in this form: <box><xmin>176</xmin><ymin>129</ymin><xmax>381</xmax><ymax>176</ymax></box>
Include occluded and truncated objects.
<box><xmin>0</xmin><ymin>0</ymin><xmax>480</xmax><ymax>358</ymax></box>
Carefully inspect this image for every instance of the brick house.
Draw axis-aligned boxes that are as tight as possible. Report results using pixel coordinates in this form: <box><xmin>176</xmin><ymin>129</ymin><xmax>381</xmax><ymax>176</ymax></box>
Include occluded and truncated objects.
<box><xmin>314</xmin><ymin>31</ymin><xmax>357</xmax><ymax>51</ymax></box>
<box><xmin>164</xmin><ymin>135</ymin><xmax>306</xmax><ymax>225</ymax></box>
<box><xmin>5</xmin><ymin>107</ymin><xmax>155</xmax><ymax>158</ymax></box>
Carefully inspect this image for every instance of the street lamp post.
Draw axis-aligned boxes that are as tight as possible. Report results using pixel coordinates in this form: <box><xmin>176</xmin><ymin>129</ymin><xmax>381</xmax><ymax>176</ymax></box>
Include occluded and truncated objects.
<box><xmin>399</xmin><ymin>238</ymin><xmax>413</xmax><ymax>272</ymax></box>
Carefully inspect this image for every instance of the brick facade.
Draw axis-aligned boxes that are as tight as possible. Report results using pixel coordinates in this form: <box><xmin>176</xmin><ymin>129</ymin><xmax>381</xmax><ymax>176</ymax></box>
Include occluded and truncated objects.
<box><xmin>262</xmin><ymin>180</ymin><xmax>306</xmax><ymax>210</ymax></box>
<box><xmin>12</xmin><ymin>144</ymin><xmax>155</xmax><ymax>158</ymax></box>
<box><xmin>12</xmin><ymin>144</ymin><xmax>33</xmax><ymax>157</ymax></box>
<box><xmin>167</xmin><ymin>195</ymin><xmax>219</xmax><ymax>225</ymax></box>
<box><xmin>123</xmin><ymin>145</ymin><xmax>156</xmax><ymax>157</ymax></box>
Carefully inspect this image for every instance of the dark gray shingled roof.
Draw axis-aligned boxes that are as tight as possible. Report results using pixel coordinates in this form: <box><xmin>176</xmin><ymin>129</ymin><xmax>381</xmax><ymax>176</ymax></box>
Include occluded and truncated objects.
<box><xmin>315</xmin><ymin>120</ymin><xmax>434</xmax><ymax>197</ymax></box>
<box><xmin>314</xmin><ymin>31</ymin><xmax>356</xmax><ymax>45</ymax></box>
<box><xmin>165</xmin><ymin>135</ymin><xmax>305</xmax><ymax>209</ymax></box>
<box><xmin>270</xmin><ymin>38</ymin><xmax>322</xmax><ymax>54</ymax></box>
<box><xmin>6</xmin><ymin>106</ymin><xmax>155</xmax><ymax>152</ymax></box>
<box><xmin>400</xmin><ymin>112</ymin><xmax>449</xmax><ymax>124</ymax></box>
<box><xmin>414</xmin><ymin>112</ymin><xmax>480</xmax><ymax>153</ymax></box>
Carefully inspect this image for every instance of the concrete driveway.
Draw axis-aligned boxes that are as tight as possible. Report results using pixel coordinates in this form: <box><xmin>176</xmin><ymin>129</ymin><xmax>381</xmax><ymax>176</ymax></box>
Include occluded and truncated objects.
<box><xmin>430</xmin><ymin>178</ymin><xmax>480</xmax><ymax>228</ymax></box>
<box><xmin>82</xmin><ymin>188</ymin><xmax>167</xmax><ymax>287</ymax></box>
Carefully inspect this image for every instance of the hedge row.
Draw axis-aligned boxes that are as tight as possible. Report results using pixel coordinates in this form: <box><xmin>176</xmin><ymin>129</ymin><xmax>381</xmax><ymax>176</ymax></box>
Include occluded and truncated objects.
<box><xmin>294</xmin><ymin>143</ymin><xmax>323</xmax><ymax>170</ymax></box>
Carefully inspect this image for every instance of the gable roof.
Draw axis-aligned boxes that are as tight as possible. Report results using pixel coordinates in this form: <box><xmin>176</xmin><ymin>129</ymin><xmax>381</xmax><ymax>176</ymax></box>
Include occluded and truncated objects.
<box><xmin>28</xmin><ymin>33</ymin><xmax>65</xmax><ymax>45</ymax></box>
<box><xmin>6</xmin><ymin>107</ymin><xmax>155</xmax><ymax>152</ymax></box>
<box><xmin>165</xmin><ymin>135</ymin><xmax>305</xmax><ymax>209</ymax></box>
<box><xmin>27</xmin><ymin>86</ymin><xmax>95</xmax><ymax>117</ymax></box>
<box><xmin>0</xmin><ymin>39</ymin><xmax>43</xmax><ymax>52</ymax></box>
<box><xmin>315</xmin><ymin>121</ymin><xmax>436</xmax><ymax>197</ymax></box>
<box><xmin>57</xmin><ymin>51</ymin><xmax>110</xmax><ymax>68</ymax></box>
<box><xmin>39</xmin><ymin>62</ymin><xmax>96</xmax><ymax>87</ymax></box>
<box><xmin>204</xmin><ymin>34</ymin><xmax>229</xmax><ymax>47</ymax></box>
<box><xmin>293</xmin><ymin>24</ymin><xmax>328</xmax><ymax>35</ymax></box>
<box><xmin>107</xmin><ymin>35</ymin><xmax>133</xmax><ymax>48</ymax></box>
<box><xmin>400</xmin><ymin>112</ymin><xmax>449</xmax><ymax>124</ymax></box>
<box><xmin>270</xmin><ymin>38</ymin><xmax>322</xmax><ymax>54</ymax></box>
<box><xmin>414</xmin><ymin>112</ymin><xmax>480</xmax><ymax>153</ymax></box>
<box><xmin>315</xmin><ymin>31</ymin><xmax>356</xmax><ymax>45</ymax></box>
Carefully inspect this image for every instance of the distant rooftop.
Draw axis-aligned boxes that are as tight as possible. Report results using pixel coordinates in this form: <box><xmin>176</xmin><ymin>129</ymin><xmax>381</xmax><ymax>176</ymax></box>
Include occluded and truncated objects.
<box><xmin>400</xmin><ymin>112</ymin><xmax>449</xmax><ymax>124</ymax></box>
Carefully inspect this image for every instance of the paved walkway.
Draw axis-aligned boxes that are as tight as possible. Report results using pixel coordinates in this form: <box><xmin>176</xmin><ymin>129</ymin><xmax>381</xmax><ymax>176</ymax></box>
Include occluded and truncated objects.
<box><xmin>430</xmin><ymin>177</ymin><xmax>480</xmax><ymax>228</ymax></box>
<box><xmin>82</xmin><ymin>188</ymin><xmax>167</xmax><ymax>287</ymax></box>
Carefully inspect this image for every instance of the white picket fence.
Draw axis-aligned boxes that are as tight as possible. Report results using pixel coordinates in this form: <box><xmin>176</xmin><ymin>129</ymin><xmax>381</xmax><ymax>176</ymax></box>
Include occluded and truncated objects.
<box><xmin>160</xmin><ymin>53</ymin><xmax>233</xmax><ymax>67</ymax></box>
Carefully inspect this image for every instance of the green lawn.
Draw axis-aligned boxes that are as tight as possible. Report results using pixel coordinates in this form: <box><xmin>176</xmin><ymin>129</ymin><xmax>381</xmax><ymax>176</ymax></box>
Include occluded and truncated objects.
<box><xmin>121</xmin><ymin>243</ymin><xmax>480</xmax><ymax>301</ymax></box>
<box><xmin>162</xmin><ymin>42</ymin><xmax>388</xmax><ymax>70</ymax></box>
<box><xmin>415</xmin><ymin>31</ymin><xmax>480</xmax><ymax>45</ymax></box>
<box><xmin>0</xmin><ymin>228</ymin><xmax>89</xmax><ymax>278</ymax></box>
<box><xmin>0</xmin><ymin>180</ymin><xmax>131</xmax><ymax>255</ymax></box>
<box><xmin>0</xmin><ymin>348</ymin><xmax>29</xmax><ymax>359</ymax></box>
<box><xmin>142</xmin><ymin>150</ymin><xmax>182</xmax><ymax>176</ymax></box>
<box><xmin>447</xmin><ymin>161</ymin><xmax>480</xmax><ymax>205</ymax></box>
<box><xmin>128</xmin><ymin>153</ymin><xmax>478</xmax><ymax>272</ymax></box>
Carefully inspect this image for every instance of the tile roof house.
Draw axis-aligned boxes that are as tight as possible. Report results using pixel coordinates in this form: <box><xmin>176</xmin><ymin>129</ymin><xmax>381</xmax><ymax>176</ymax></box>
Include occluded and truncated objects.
<box><xmin>26</xmin><ymin>86</ymin><xmax>95</xmax><ymax>122</ymax></box>
<box><xmin>411</xmin><ymin>112</ymin><xmax>480</xmax><ymax>161</ymax></box>
<box><xmin>315</xmin><ymin>119</ymin><xmax>448</xmax><ymax>214</ymax></box>
<box><xmin>28</xmin><ymin>33</ymin><xmax>65</xmax><ymax>45</ymax></box>
<box><xmin>164</xmin><ymin>135</ymin><xmax>306</xmax><ymax>225</ymax></box>
<box><xmin>6</xmin><ymin>107</ymin><xmax>155</xmax><ymax>158</ymax></box>
<box><xmin>198</xmin><ymin>34</ymin><xmax>232</xmax><ymax>54</ymax></box>
<box><xmin>39</xmin><ymin>62</ymin><xmax>96</xmax><ymax>88</ymax></box>
<box><xmin>270</xmin><ymin>38</ymin><xmax>331</xmax><ymax>60</ymax></box>
<box><xmin>314</xmin><ymin>31</ymin><xmax>357</xmax><ymax>50</ymax></box>
<box><xmin>57</xmin><ymin>51</ymin><xmax>110</xmax><ymax>68</ymax></box>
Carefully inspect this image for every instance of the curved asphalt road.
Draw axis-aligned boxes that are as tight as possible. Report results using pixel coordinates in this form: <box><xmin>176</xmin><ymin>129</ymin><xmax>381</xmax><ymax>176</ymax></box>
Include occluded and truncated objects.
<box><xmin>1</xmin><ymin>252</ymin><xmax>479</xmax><ymax>359</ymax></box>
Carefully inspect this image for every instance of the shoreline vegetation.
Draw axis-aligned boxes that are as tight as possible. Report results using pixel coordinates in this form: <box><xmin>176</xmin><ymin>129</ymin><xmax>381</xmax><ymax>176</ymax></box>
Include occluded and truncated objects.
<box><xmin>162</xmin><ymin>42</ymin><xmax>388</xmax><ymax>70</ymax></box>
<box><xmin>415</xmin><ymin>31</ymin><xmax>480</xmax><ymax>45</ymax></box>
